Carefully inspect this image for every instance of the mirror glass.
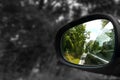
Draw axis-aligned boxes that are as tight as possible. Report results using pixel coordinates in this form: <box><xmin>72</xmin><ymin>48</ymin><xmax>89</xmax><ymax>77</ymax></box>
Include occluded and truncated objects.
<box><xmin>61</xmin><ymin>19</ymin><xmax>115</xmax><ymax>66</ymax></box>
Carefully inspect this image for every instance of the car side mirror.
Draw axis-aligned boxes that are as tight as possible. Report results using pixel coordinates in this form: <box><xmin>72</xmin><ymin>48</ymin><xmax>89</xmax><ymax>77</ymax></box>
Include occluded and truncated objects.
<box><xmin>61</xmin><ymin>19</ymin><xmax>115</xmax><ymax>66</ymax></box>
<box><xmin>55</xmin><ymin>14</ymin><xmax>120</xmax><ymax>76</ymax></box>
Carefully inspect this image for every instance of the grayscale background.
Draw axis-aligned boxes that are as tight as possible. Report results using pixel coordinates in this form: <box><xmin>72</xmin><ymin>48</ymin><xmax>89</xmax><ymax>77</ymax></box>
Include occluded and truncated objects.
<box><xmin>0</xmin><ymin>0</ymin><xmax>120</xmax><ymax>80</ymax></box>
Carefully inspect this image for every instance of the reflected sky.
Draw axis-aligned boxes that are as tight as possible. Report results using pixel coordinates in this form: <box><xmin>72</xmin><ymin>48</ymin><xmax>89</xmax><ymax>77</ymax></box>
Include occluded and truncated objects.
<box><xmin>84</xmin><ymin>19</ymin><xmax>113</xmax><ymax>46</ymax></box>
<box><xmin>84</xmin><ymin>20</ymin><xmax>102</xmax><ymax>41</ymax></box>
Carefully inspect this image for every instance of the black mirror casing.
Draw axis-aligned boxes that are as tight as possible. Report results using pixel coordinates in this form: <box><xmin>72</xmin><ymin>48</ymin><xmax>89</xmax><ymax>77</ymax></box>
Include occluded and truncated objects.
<box><xmin>55</xmin><ymin>13</ymin><xmax>120</xmax><ymax>76</ymax></box>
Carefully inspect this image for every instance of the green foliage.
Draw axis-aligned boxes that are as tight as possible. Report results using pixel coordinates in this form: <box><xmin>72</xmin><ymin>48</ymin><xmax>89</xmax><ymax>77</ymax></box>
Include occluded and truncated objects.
<box><xmin>102</xmin><ymin>20</ymin><xmax>109</xmax><ymax>28</ymax></box>
<box><xmin>62</xmin><ymin>24</ymin><xmax>89</xmax><ymax>59</ymax></box>
<box><xmin>85</xmin><ymin>40</ymin><xmax>101</xmax><ymax>54</ymax></box>
<box><xmin>85</xmin><ymin>54</ymin><xmax>104</xmax><ymax>65</ymax></box>
<box><xmin>64</xmin><ymin>53</ymin><xmax>80</xmax><ymax>64</ymax></box>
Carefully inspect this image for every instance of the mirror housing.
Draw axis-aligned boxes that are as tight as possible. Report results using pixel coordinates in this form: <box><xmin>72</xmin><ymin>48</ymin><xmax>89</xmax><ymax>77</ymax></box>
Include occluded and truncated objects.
<box><xmin>55</xmin><ymin>13</ymin><xmax>120</xmax><ymax>76</ymax></box>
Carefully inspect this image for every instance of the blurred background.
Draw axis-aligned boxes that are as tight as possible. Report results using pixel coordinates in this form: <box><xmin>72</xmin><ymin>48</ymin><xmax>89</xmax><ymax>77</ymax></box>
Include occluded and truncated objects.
<box><xmin>0</xmin><ymin>0</ymin><xmax>120</xmax><ymax>80</ymax></box>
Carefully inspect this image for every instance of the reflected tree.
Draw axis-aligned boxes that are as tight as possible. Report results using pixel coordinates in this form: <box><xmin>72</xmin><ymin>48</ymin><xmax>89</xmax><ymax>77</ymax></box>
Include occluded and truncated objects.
<box><xmin>62</xmin><ymin>24</ymin><xmax>90</xmax><ymax>64</ymax></box>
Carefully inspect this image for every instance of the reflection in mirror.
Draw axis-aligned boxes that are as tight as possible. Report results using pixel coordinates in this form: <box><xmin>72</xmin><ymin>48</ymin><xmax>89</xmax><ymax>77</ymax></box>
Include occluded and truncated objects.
<box><xmin>61</xmin><ymin>19</ymin><xmax>115</xmax><ymax>66</ymax></box>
